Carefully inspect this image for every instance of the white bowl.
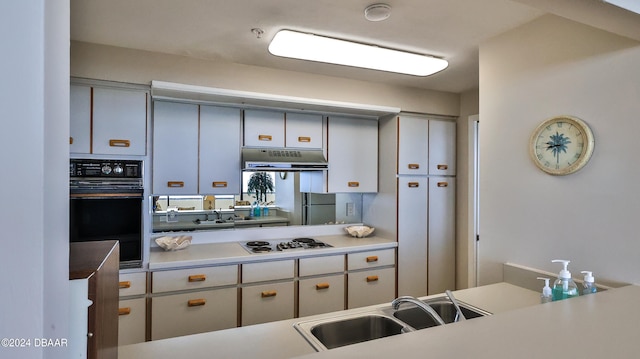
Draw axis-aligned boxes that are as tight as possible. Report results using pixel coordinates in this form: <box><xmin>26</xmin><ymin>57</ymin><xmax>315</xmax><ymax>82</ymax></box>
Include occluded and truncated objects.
<box><xmin>155</xmin><ymin>235</ymin><xmax>192</xmax><ymax>251</ymax></box>
<box><xmin>345</xmin><ymin>225</ymin><xmax>375</xmax><ymax>238</ymax></box>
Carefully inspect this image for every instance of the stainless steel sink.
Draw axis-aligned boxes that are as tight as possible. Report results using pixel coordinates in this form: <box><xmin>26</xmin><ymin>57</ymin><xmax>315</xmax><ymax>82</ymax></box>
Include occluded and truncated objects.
<box><xmin>294</xmin><ymin>313</ymin><xmax>413</xmax><ymax>351</ymax></box>
<box><xmin>294</xmin><ymin>296</ymin><xmax>490</xmax><ymax>351</ymax></box>
<box><xmin>392</xmin><ymin>297</ymin><xmax>490</xmax><ymax>330</ymax></box>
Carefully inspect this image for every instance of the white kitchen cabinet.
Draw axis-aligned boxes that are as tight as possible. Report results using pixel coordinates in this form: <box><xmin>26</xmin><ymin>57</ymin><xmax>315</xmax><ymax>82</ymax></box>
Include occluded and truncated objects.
<box><xmin>327</xmin><ymin>116</ymin><xmax>378</xmax><ymax>193</ymax></box>
<box><xmin>285</xmin><ymin>112</ymin><xmax>324</xmax><ymax>149</ymax></box>
<box><xmin>70</xmin><ymin>84</ymin><xmax>91</xmax><ymax>154</ymax></box>
<box><xmin>92</xmin><ymin>87</ymin><xmax>148</xmax><ymax>156</ymax></box>
<box><xmin>199</xmin><ymin>105</ymin><xmax>241</xmax><ymax>195</ymax></box>
<box><xmin>70</xmin><ymin>84</ymin><xmax>148</xmax><ymax>156</ymax></box>
<box><xmin>150</xmin><ymin>264</ymin><xmax>239</xmax><ymax>340</ymax></box>
<box><xmin>346</xmin><ymin>249</ymin><xmax>395</xmax><ymax>309</ymax></box>
<box><xmin>118</xmin><ymin>272</ymin><xmax>147</xmax><ymax>346</ymax></box>
<box><xmin>241</xmin><ymin>260</ymin><xmax>295</xmax><ymax>326</ymax></box>
<box><xmin>243</xmin><ymin>109</ymin><xmax>286</xmax><ymax>147</ymax></box>
<box><xmin>298</xmin><ymin>255</ymin><xmax>345</xmax><ymax>317</ymax></box>
<box><xmin>428</xmin><ymin>120</ymin><xmax>456</xmax><ymax>175</ymax></box>
<box><xmin>427</xmin><ymin>177</ymin><xmax>456</xmax><ymax>294</ymax></box>
<box><xmin>398</xmin><ymin>114</ymin><xmax>429</xmax><ymax>175</ymax></box>
<box><xmin>152</xmin><ymin>101</ymin><xmax>199</xmax><ymax>194</ymax></box>
<box><xmin>397</xmin><ymin>176</ymin><xmax>429</xmax><ymax>297</ymax></box>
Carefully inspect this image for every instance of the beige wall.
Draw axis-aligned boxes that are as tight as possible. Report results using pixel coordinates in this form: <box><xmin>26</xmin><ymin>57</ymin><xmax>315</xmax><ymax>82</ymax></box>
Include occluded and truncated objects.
<box><xmin>71</xmin><ymin>41</ymin><xmax>460</xmax><ymax>116</ymax></box>
<box><xmin>478</xmin><ymin>14</ymin><xmax>640</xmax><ymax>285</ymax></box>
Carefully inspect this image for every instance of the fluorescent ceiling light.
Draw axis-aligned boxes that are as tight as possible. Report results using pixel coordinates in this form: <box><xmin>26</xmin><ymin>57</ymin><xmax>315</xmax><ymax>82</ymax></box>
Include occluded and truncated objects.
<box><xmin>603</xmin><ymin>0</ymin><xmax>640</xmax><ymax>14</ymax></box>
<box><xmin>268</xmin><ymin>30</ymin><xmax>448</xmax><ymax>77</ymax></box>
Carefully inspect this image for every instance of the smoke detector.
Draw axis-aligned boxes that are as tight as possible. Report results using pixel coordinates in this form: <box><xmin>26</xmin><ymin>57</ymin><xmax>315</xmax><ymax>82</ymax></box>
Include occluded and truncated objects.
<box><xmin>364</xmin><ymin>3</ymin><xmax>391</xmax><ymax>22</ymax></box>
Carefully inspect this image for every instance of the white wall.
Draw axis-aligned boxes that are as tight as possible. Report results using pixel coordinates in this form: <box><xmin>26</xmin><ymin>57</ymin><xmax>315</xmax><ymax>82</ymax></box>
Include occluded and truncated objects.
<box><xmin>0</xmin><ymin>1</ymin><xmax>70</xmax><ymax>358</ymax></box>
<box><xmin>478</xmin><ymin>15</ymin><xmax>640</xmax><ymax>285</ymax></box>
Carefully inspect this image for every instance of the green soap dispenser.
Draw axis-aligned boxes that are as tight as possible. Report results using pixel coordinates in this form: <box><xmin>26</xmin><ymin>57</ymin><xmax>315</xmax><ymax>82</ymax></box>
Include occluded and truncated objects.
<box><xmin>551</xmin><ymin>259</ymin><xmax>579</xmax><ymax>301</ymax></box>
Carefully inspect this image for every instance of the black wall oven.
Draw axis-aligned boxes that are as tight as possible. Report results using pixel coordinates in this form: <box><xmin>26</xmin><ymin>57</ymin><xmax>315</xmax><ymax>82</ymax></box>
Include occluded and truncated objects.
<box><xmin>70</xmin><ymin>159</ymin><xmax>144</xmax><ymax>269</ymax></box>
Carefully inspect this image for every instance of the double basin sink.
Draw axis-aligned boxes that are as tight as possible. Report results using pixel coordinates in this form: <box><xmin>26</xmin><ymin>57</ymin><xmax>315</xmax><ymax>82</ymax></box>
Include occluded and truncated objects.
<box><xmin>294</xmin><ymin>296</ymin><xmax>490</xmax><ymax>351</ymax></box>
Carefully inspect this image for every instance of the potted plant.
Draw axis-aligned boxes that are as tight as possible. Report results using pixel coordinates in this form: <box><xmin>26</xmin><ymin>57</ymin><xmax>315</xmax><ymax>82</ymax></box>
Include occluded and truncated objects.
<box><xmin>247</xmin><ymin>172</ymin><xmax>274</xmax><ymax>203</ymax></box>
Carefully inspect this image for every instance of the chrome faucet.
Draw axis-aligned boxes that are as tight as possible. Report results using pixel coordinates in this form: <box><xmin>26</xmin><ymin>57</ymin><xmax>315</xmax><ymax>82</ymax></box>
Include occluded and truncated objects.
<box><xmin>391</xmin><ymin>296</ymin><xmax>445</xmax><ymax>326</ymax></box>
<box><xmin>445</xmin><ymin>290</ymin><xmax>466</xmax><ymax>321</ymax></box>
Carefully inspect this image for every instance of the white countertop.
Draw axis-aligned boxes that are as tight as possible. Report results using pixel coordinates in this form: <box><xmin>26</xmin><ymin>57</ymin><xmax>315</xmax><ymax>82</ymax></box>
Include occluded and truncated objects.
<box><xmin>148</xmin><ymin>234</ymin><xmax>397</xmax><ymax>270</ymax></box>
<box><xmin>118</xmin><ymin>283</ymin><xmax>540</xmax><ymax>359</ymax></box>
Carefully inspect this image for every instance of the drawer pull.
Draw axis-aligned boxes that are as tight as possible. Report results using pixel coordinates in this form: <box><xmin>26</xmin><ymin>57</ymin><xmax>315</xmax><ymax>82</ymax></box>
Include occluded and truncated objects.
<box><xmin>118</xmin><ymin>307</ymin><xmax>131</xmax><ymax>316</ymax></box>
<box><xmin>298</xmin><ymin>136</ymin><xmax>311</xmax><ymax>143</ymax></box>
<box><xmin>167</xmin><ymin>181</ymin><xmax>185</xmax><ymax>188</ymax></box>
<box><xmin>366</xmin><ymin>275</ymin><xmax>379</xmax><ymax>283</ymax></box>
<box><xmin>348</xmin><ymin>181</ymin><xmax>360</xmax><ymax>187</ymax></box>
<box><xmin>261</xmin><ymin>290</ymin><xmax>277</xmax><ymax>298</ymax></box>
<box><xmin>366</xmin><ymin>256</ymin><xmax>379</xmax><ymax>263</ymax></box>
<box><xmin>69</xmin><ymin>137</ymin><xmax>74</xmax><ymax>145</ymax></box>
<box><xmin>407</xmin><ymin>182</ymin><xmax>420</xmax><ymax>188</ymax></box>
<box><xmin>188</xmin><ymin>274</ymin><xmax>206</xmax><ymax>282</ymax></box>
<box><xmin>109</xmin><ymin>139</ymin><xmax>131</xmax><ymax>147</ymax></box>
<box><xmin>437</xmin><ymin>164</ymin><xmax>448</xmax><ymax>170</ymax></box>
<box><xmin>437</xmin><ymin>182</ymin><xmax>449</xmax><ymax>188</ymax></box>
<box><xmin>119</xmin><ymin>281</ymin><xmax>131</xmax><ymax>289</ymax></box>
<box><xmin>212</xmin><ymin>181</ymin><xmax>228</xmax><ymax>188</ymax></box>
<box><xmin>187</xmin><ymin>299</ymin><xmax>206</xmax><ymax>307</ymax></box>
<box><xmin>315</xmin><ymin>282</ymin><xmax>330</xmax><ymax>290</ymax></box>
<box><xmin>258</xmin><ymin>134</ymin><xmax>273</xmax><ymax>141</ymax></box>
<box><xmin>408</xmin><ymin>163</ymin><xmax>420</xmax><ymax>169</ymax></box>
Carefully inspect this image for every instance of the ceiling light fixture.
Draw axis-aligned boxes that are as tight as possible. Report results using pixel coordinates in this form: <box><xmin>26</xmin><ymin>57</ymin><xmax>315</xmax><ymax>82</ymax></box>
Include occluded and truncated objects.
<box><xmin>364</xmin><ymin>3</ymin><xmax>392</xmax><ymax>22</ymax></box>
<box><xmin>268</xmin><ymin>29</ymin><xmax>448</xmax><ymax>77</ymax></box>
<box><xmin>602</xmin><ymin>0</ymin><xmax>640</xmax><ymax>15</ymax></box>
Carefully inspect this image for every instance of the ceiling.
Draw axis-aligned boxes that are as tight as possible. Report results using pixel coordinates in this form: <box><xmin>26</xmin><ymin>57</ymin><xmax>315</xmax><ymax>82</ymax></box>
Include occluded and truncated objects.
<box><xmin>70</xmin><ymin>0</ymin><xmax>640</xmax><ymax>94</ymax></box>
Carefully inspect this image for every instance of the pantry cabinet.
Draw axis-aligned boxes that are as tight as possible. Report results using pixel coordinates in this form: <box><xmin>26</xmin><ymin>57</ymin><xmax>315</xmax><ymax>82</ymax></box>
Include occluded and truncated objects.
<box><xmin>427</xmin><ymin>177</ymin><xmax>456</xmax><ymax>294</ymax></box>
<box><xmin>150</xmin><ymin>265</ymin><xmax>238</xmax><ymax>340</ymax></box>
<box><xmin>70</xmin><ymin>84</ymin><xmax>148</xmax><ymax>156</ymax></box>
<box><xmin>428</xmin><ymin>120</ymin><xmax>456</xmax><ymax>175</ymax></box>
<box><xmin>328</xmin><ymin>116</ymin><xmax>378</xmax><ymax>192</ymax></box>
<box><xmin>152</xmin><ymin>101</ymin><xmax>241</xmax><ymax>195</ymax></box>
<box><xmin>346</xmin><ymin>249</ymin><xmax>396</xmax><ymax>308</ymax></box>
<box><xmin>398</xmin><ymin>114</ymin><xmax>429</xmax><ymax>175</ymax></box>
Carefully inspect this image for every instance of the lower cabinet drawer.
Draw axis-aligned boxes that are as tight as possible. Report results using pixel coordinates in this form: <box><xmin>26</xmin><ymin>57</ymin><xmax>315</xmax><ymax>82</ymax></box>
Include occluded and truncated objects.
<box><xmin>118</xmin><ymin>297</ymin><xmax>146</xmax><ymax>346</ymax></box>
<box><xmin>151</xmin><ymin>287</ymin><xmax>237</xmax><ymax>340</ymax></box>
<box><xmin>298</xmin><ymin>274</ymin><xmax>345</xmax><ymax>317</ymax></box>
<box><xmin>347</xmin><ymin>267</ymin><xmax>396</xmax><ymax>309</ymax></box>
<box><xmin>241</xmin><ymin>281</ymin><xmax>294</xmax><ymax>326</ymax></box>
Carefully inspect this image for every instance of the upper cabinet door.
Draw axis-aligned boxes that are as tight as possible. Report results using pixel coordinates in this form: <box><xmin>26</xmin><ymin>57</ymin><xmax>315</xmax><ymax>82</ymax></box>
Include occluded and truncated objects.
<box><xmin>244</xmin><ymin>109</ymin><xmax>285</xmax><ymax>147</ymax></box>
<box><xmin>397</xmin><ymin>115</ymin><xmax>429</xmax><ymax>175</ymax></box>
<box><xmin>200</xmin><ymin>105</ymin><xmax>241</xmax><ymax>195</ymax></box>
<box><xmin>327</xmin><ymin>116</ymin><xmax>378</xmax><ymax>193</ymax></box>
<box><xmin>70</xmin><ymin>84</ymin><xmax>91</xmax><ymax>154</ymax></box>
<box><xmin>285</xmin><ymin>113</ymin><xmax>323</xmax><ymax>149</ymax></box>
<box><xmin>92</xmin><ymin>87</ymin><xmax>148</xmax><ymax>156</ymax></box>
<box><xmin>428</xmin><ymin>120</ymin><xmax>456</xmax><ymax>175</ymax></box>
<box><xmin>152</xmin><ymin>101</ymin><xmax>199</xmax><ymax>194</ymax></box>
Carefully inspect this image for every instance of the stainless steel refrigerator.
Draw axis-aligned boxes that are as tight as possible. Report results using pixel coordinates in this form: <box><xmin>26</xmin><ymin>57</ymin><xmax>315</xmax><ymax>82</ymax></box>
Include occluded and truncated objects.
<box><xmin>302</xmin><ymin>193</ymin><xmax>336</xmax><ymax>225</ymax></box>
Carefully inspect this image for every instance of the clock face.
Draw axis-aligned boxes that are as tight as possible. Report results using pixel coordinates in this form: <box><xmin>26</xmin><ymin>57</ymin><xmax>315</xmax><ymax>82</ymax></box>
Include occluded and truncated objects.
<box><xmin>530</xmin><ymin>116</ymin><xmax>594</xmax><ymax>175</ymax></box>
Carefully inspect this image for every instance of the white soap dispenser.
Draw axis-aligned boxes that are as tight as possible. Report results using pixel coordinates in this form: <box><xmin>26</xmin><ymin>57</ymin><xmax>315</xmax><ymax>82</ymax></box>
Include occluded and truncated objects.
<box><xmin>581</xmin><ymin>271</ymin><xmax>597</xmax><ymax>295</ymax></box>
<box><xmin>537</xmin><ymin>277</ymin><xmax>553</xmax><ymax>303</ymax></box>
<box><xmin>551</xmin><ymin>259</ymin><xmax>579</xmax><ymax>301</ymax></box>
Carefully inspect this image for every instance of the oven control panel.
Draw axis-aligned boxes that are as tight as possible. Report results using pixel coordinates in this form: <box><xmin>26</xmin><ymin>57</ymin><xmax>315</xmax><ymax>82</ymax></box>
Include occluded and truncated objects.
<box><xmin>70</xmin><ymin>159</ymin><xmax>143</xmax><ymax>178</ymax></box>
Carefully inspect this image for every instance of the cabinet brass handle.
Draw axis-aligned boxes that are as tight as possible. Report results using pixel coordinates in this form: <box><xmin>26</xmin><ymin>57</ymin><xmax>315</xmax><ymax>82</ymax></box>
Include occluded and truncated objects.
<box><xmin>119</xmin><ymin>281</ymin><xmax>131</xmax><ymax>289</ymax></box>
<box><xmin>258</xmin><ymin>134</ymin><xmax>272</xmax><ymax>141</ymax></box>
<box><xmin>348</xmin><ymin>181</ymin><xmax>360</xmax><ymax>187</ymax></box>
<box><xmin>167</xmin><ymin>181</ymin><xmax>185</xmax><ymax>188</ymax></box>
<box><xmin>118</xmin><ymin>307</ymin><xmax>131</xmax><ymax>316</ymax></box>
<box><xmin>437</xmin><ymin>182</ymin><xmax>449</xmax><ymax>188</ymax></box>
<box><xmin>188</xmin><ymin>274</ymin><xmax>206</xmax><ymax>282</ymax></box>
<box><xmin>366</xmin><ymin>256</ymin><xmax>379</xmax><ymax>263</ymax></box>
<box><xmin>69</xmin><ymin>137</ymin><xmax>74</xmax><ymax>145</ymax></box>
<box><xmin>408</xmin><ymin>163</ymin><xmax>420</xmax><ymax>169</ymax></box>
<box><xmin>315</xmin><ymin>282</ymin><xmax>330</xmax><ymax>290</ymax></box>
<box><xmin>366</xmin><ymin>275</ymin><xmax>379</xmax><ymax>283</ymax></box>
<box><xmin>437</xmin><ymin>164</ymin><xmax>448</xmax><ymax>170</ymax></box>
<box><xmin>109</xmin><ymin>139</ymin><xmax>131</xmax><ymax>147</ymax></box>
<box><xmin>187</xmin><ymin>299</ymin><xmax>206</xmax><ymax>307</ymax></box>
<box><xmin>261</xmin><ymin>290</ymin><xmax>277</xmax><ymax>298</ymax></box>
<box><xmin>408</xmin><ymin>182</ymin><xmax>420</xmax><ymax>188</ymax></box>
<box><xmin>298</xmin><ymin>136</ymin><xmax>311</xmax><ymax>143</ymax></box>
<box><xmin>212</xmin><ymin>181</ymin><xmax>228</xmax><ymax>188</ymax></box>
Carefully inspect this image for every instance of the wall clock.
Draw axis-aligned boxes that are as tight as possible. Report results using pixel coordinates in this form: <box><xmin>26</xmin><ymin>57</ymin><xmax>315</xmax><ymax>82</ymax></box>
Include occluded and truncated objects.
<box><xmin>529</xmin><ymin>115</ymin><xmax>595</xmax><ymax>176</ymax></box>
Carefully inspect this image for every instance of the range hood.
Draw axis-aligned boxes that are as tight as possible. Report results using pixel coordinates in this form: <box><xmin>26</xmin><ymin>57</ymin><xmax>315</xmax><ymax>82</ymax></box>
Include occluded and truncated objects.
<box><xmin>242</xmin><ymin>147</ymin><xmax>328</xmax><ymax>171</ymax></box>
